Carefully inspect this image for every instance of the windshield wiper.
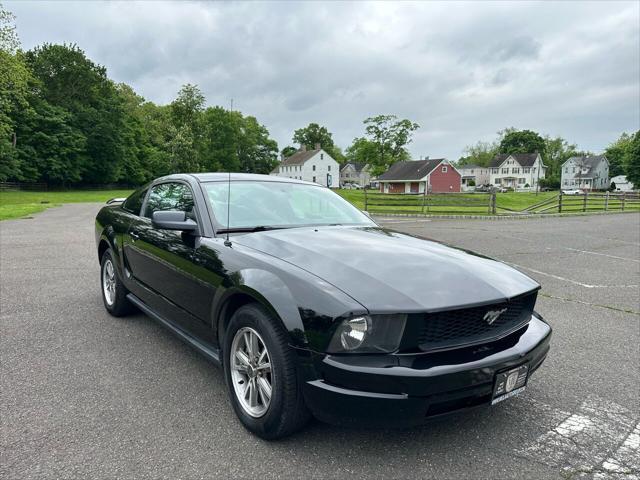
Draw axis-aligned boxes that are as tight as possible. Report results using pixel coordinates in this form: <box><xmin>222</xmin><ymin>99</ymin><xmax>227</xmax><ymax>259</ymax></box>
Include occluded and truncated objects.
<box><xmin>217</xmin><ymin>225</ymin><xmax>289</xmax><ymax>233</ymax></box>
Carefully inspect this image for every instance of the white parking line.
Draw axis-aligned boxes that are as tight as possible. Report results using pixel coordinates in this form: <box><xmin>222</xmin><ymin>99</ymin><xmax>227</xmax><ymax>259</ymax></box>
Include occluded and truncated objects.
<box><xmin>505</xmin><ymin>262</ymin><xmax>639</xmax><ymax>289</ymax></box>
<box><xmin>519</xmin><ymin>396</ymin><xmax>638</xmax><ymax>477</ymax></box>
<box><xmin>595</xmin><ymin>423</ymin><xmax>640</xmax><ymax>479</ymax></box>
<box><xmin>565</xmin><ymin>247</ymin><xmax>640</xmax><ymax>263</ymax></box>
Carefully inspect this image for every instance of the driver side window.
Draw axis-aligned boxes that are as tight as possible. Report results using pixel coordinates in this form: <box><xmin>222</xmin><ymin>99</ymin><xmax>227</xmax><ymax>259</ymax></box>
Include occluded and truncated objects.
<box><xmin>144</xmin><ymin>182</ymin><xmax>195</xmax><ymax>219</ymax></box>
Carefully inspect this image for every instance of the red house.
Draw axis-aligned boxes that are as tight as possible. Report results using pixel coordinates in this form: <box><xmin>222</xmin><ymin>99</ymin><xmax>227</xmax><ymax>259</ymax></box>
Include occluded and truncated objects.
<box><xmin>378</xmin><ymin>159</ymin><xmax>461</xmax><ymax>193</ymax></box>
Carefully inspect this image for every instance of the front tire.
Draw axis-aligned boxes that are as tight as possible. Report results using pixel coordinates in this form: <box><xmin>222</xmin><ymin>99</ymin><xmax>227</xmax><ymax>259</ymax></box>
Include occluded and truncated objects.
<box><xmin>223</xmin><ymin>303</ymin><xmax>310</xmax><ymax>439</ymax></box>
<box><xmin>100</xmin><ymin>248</ymin><xmax>135</xmax><ymax>317</ymax></box>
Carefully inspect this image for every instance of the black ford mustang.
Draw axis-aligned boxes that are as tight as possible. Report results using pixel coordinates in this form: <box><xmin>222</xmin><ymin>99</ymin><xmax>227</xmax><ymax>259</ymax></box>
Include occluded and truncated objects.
<box><xmin>95</xmin><ymin>173</ymin><xmax>551</xmax><ymax>439</ymax></box>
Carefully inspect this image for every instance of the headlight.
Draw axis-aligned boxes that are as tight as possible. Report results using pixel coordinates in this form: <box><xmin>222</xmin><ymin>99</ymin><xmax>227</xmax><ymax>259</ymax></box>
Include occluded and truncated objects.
<box><xmin>327</xmin><ymin>314</ymin><xmax>407</xmax><ymax>354</ymax></box>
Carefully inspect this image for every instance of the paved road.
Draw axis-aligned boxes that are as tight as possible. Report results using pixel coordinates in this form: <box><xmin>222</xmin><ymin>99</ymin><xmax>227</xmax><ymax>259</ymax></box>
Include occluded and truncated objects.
<box><xmin>1</xmin><ymin>205</ymin><xmax>638</xmax><ymax>479</ymax></box>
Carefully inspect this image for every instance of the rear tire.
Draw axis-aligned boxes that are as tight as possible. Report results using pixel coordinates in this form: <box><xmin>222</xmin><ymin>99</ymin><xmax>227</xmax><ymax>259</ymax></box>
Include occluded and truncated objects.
<box><xmin>100</xmin><ymin>248</ymin><xmax>135</xmax><ymax>317</ymax></box>
<box><xmin>223</xmin><ymin>303</ymin><xmax>310</xmax><ymax>439</ymax></box>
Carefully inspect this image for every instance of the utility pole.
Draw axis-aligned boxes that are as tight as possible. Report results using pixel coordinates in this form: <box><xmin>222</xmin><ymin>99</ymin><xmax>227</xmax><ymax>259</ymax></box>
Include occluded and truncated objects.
<box><xmin>535</xmin><ymin>151</ymin><xmax>541</xmax><ymax>196</ymax></box>
<box><xmin>230</xmin><ymin>98</ymin><xmax>234</xmax><ymax>112</ymax></box>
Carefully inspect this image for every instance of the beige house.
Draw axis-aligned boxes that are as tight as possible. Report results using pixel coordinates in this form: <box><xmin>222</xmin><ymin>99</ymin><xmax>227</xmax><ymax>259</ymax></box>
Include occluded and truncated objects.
<box><xmin>340</xmin><ymin>162</ymin><xmax>371</xmax><ymax>187</ymax></box>
<box><xmin>489</xmin><ymin>153</ymin><xmax>546</xmax><ymax>190</ymax></box>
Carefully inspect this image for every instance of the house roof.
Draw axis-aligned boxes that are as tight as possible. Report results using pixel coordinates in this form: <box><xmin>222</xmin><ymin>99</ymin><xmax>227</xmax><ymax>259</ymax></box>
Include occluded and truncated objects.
<box><xmin>378</xmin><ymin>159</ymin><xmax>445</xmax><ymax>181</ymax></box>
<box><xmin>280</xmin><ymin>148</ymin><xmax>321</xmax><ymax>166</ymax></box>
<box><xmin>562</xmin><ymin>155</ymin><xmax>608</xmax><ymax>180</ymax></box>
<box><xmin>490</xmin><ymin>153</ymin><xmax>540</xmax><ymax>168</ymax></box>
<box><xmin>341</xmin><ymin>162</ymin><xmax>367</xmax><ymax>173</ymax></box>
<box><xmin>562</xmin><ymin>155</ymin><xmax>608</xmax><ymax>168</ymax></box>
<box><xmin>457</xmin><ymin>164</ymin><xmax>483</xmax><ymax>170</ymax></box>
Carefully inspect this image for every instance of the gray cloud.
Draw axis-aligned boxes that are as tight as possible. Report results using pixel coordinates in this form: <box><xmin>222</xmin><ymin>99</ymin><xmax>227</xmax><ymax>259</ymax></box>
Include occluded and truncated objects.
<box><xmin>7</xmin><ymin>0</ymin><xmax>639</xmax><ymax>159</ymax></box>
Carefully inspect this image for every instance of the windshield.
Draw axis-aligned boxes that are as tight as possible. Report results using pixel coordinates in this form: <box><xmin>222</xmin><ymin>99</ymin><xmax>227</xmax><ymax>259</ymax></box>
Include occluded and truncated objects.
<box><xmin>203</xmin><ymin>181</ymin><xmax>374</xmax><ymax>230</ymax></box>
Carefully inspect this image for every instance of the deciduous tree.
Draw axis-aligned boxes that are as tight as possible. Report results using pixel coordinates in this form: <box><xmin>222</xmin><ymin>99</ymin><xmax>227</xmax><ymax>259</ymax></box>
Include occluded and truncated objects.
<box><xmin>362</xmin><ymin>114</ymin><xmax>419</xmax><ymax>175</ymax></box>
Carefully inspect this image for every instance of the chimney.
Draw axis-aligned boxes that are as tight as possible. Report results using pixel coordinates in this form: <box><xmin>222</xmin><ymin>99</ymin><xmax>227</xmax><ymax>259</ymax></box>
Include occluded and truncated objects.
<box><xmin>280</xmin><ymin>153</ymin><xmax>285</xmax><ymax>161</ymax></box>
<box><xmin>315</xmin><ymin>143</ymin><xmax>321</xmax><ymax>150</ymax></box>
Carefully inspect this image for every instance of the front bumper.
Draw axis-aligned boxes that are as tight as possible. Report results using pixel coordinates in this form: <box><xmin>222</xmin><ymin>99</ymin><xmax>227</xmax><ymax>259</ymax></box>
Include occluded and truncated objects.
<box><xmin>302</xmin><ymin>315</ymin><xmax>551</xmax><ymax>427</ymax></box>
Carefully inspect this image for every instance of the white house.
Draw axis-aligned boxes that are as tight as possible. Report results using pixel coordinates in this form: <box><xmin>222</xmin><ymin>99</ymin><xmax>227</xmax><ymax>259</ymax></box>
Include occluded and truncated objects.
<box><xmin>489</xmin><ymin>153</ymin><xmax>546</xmax><ymax>190</ymax></box>
<box><xmin>272</xmin><ymin>144</ymin><xmax>340</xmax><ymax>188</ymax></box>
<box><xmin>561</xmin><ymin>155</ymin><xmax>609</xmax><ymax>191</ymax></box>
<box><xmin>457</xmin><ymin>164</ymin><xmax>490</xmax><ymax>191</ymax></box>
<box><xmin>340</xmin><ymin>162</ymin><xmax>371</xmax><ymax>187</ymax></box>
<box><xmin>610</xmin><ymin>175</ymin><xmax>634</xmax><ymax>192</ymax></box>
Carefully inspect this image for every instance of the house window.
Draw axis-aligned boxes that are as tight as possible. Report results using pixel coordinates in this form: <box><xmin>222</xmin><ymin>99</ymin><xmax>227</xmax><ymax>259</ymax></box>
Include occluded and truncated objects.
<box><xmin>565</xmin><ymin>168</ymin><xmax>568</xmax><ymax>173</ymax></box>
<box><xmin>442</xmin><ymin>166</ymin><xmax>448</xmax><ymax>173</ymax></box>
<box><xmin>492</xmin><ymin>168</ymin><xmax>498</xmax><ymax>174</ymax></box>
<box><xmin>328</xmin><ymin>165</ymin><xmax>331</xmax><ymax>171</ymax></box>
<box><xmin>502</xmin><ymin>168</ymin><xmax>509</xmax><ymax>174</ymax></box>
<box><xmin>512</xmin><ymin>168</ymin><xmax>520</xmax><ymax>174</ymax></box>
<box><xmin>518</xmin><ymin>178</ymin><xmax>525</xmax><ymax>184</ymax></box>
<box><xmin>494</xmin><ymin>179</ymin><xmax>501</xmax><ymax>184</ymax></box>
<box><xmin>313</xmin><ymin>176</ymin><xmax>316</xmax><ymax>183</ymax></box>
<box><xmin>532</xmin><ymin>167</ymin><xmax>536</xmax><ymax>173</ymax></box>
<box><xmin>563</xmin><ymin>180</ymin><xmax>568</xmax><ymax>186</ymax></box>
<box><xmin>321</xmin><ymin>154</ymin><xmax>324</xmax><ymax>160</ymax></box>
<box><xmin>312</xmin><ymin>165</ymin><xmax>316</xmax><ymax>171</ymax></box>
<box><xmin>523</xmin><ymin>167</ymin><xmax>530</xmax><ymax>173</ymax></box>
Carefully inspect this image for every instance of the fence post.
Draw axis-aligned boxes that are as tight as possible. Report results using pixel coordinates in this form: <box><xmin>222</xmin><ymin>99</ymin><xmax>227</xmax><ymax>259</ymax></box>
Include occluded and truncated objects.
<box><xmin>490</xmin><ymin>192</ymin><xmax>496</xmax><ymax>215</ymax></box>
<box><xmin>364</xmin><ymin>187</ymin><xmax>368</xmax><ymax>212</ymax></box>
<box><xmin>583</xmin><ymin>191</ymin><xmax>588</xmax><ymax>212</ymax></box>
<box><xmin>421</xmin><ymin>188</ymin><xmax>427</xmax><ymax>213</ymax></box>
<box><xmin>604</xmin><ymin>191</ymin><xmax>609</xmax><ymax>211</ymax></box>
<box><xmin>558</xmin><ymin>192</ymin><xmax>563</xmax><ymax>213</ymax></box>
<box><xmin>621</xmin><ymin>192</ymin><xmax>626</xmax><ymax>211</ymax></box>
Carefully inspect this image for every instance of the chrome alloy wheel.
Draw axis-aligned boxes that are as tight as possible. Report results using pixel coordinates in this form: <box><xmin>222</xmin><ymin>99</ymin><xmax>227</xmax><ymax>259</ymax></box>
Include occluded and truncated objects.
<box><xmin>230</xmin><ymin>327</ymin><xmax>273</xmax><ymax>418</ymax></box>
<box><xmin>102</xmin><ymin>259</ymin><xmax>116</xmax><ymax>306</ymax></box>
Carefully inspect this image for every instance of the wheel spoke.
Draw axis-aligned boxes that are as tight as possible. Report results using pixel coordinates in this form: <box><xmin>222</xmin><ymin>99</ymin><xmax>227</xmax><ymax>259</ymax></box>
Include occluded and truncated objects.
<box><xmin>258</xmin><ymin>348</ymin><xmax>268</xmax><ymax>364</ymax></box>
<box><xmin>243</xmin><ymin>332</ymin><xmax>253</xmax><ymax>357</ymax></box>
<box><xmin>256</xmin><ymin>362</ymin><xmax>270</xmax><ymax>373</ymax></box>
<box><xmin>257</xmin><ymin>377</ymin><xmax>271</xmax><ymax>405</ymax></box>
<box><xmin>250</xmin><ymin>333</ymin><xmax>259</xmax><ymax>361</ymax></box>
<box><xmin>248</xmin><ymin>378</ymin><xmax>258</xmax><ymax>407</ymax></box>
<box><xmin>235</xmin><ymin>350</ymin><xmax>250</xmax><ymax>368</ymax></box>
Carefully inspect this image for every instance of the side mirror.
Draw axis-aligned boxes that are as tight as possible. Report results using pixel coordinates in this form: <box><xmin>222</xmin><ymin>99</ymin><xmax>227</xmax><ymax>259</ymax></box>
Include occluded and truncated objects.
<box><xmin>152</xmin><ymin>210</ymin><xmax>198</xmax><ymax>232</ymax></box>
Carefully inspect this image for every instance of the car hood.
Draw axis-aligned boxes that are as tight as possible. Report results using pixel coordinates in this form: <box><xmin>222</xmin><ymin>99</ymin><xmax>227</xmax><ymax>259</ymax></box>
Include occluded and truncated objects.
<box><xmin>235</xmin><ymin>226</ymin><xmax>539</xmax><ymax>312</ymax></box>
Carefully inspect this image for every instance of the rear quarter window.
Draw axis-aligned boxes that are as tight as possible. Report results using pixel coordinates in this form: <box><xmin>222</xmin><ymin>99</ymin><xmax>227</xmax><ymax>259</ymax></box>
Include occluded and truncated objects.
<box><xmin>122</xmin><ymin>188</ymin><xmax>148</xmax><ymax>215</ymax></box>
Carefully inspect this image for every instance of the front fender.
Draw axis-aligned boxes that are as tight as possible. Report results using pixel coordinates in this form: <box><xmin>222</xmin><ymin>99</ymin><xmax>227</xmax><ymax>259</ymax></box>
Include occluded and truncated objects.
<box><xmin>214</xmin><ymin>269</ymin><xmax>307</xmax><ymax>348</ymax></box>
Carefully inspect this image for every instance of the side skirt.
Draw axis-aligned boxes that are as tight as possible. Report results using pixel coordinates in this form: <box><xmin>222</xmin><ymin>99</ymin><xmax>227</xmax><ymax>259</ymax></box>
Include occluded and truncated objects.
<box><xmin>126</xmin><ymin>293</ymin><xmax>221</xmax><ymax>366</ymax></box>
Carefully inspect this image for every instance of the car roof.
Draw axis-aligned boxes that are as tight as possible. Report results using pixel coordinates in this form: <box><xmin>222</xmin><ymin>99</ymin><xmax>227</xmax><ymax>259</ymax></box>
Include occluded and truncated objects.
<box><xmin>156</xmin><ymin>172</ymin><xmax>318</xmax><ymax>186</ymax></box>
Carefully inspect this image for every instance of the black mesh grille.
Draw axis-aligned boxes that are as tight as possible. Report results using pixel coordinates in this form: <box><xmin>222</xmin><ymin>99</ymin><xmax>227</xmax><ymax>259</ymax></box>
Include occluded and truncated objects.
<box><xmin>416</xmin><ymin>292</ymin><xmax>536</xmax><ymax>352</ymax></box>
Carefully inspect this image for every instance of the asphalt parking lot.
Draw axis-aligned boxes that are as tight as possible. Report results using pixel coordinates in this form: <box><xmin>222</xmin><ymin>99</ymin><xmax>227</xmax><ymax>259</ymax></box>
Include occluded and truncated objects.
<box><xmin>1</xmin><ymin>204</ymin><xmax>639</xmax><ymax>479</ymax></box>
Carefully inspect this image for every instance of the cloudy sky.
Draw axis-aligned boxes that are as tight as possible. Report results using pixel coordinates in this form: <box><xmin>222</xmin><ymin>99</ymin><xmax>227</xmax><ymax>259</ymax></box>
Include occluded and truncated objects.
<box><xmin>7</xmin><ymin>1</ymin><xmax>640</xmax><ymax>159</ymax></box>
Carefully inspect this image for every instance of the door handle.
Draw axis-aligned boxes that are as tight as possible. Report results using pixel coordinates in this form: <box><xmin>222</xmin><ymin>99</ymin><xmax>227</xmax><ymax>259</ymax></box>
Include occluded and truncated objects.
<box><xmin>130</xmin><ymin>231</ymin><xmax>140</xmax><ymax>241</ymax></box>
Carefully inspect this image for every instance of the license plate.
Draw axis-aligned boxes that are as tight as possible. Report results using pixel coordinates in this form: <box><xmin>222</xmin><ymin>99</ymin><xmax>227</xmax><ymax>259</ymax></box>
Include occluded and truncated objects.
<box><xmin>491</xmin><ymin>364</ymin><xmax>529</xmax><ymax>405</ymax></box>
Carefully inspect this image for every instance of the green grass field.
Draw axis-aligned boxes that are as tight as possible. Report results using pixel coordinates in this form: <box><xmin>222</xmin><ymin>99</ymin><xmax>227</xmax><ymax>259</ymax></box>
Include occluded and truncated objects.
<box><xmin>0</xmin><ymin>190</ymin><xmax>133</xmax><ymax>221</ymax></box>
<box><xmin>1</xmin><ymin>188</ymin><xmax>636</xmax><ymax>221</ymax></box>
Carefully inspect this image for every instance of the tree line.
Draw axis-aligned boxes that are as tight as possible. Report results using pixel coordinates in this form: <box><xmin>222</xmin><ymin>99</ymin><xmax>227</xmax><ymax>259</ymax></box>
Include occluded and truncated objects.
<box><xmin>457</xmin><ymin>128</ymin><xmax>640</xmax><ymax>189</ymax></box>
<box><xmin>1</xmin><ymin>44</ymin><xmax>280</xmax><ymax>185</ymax></box>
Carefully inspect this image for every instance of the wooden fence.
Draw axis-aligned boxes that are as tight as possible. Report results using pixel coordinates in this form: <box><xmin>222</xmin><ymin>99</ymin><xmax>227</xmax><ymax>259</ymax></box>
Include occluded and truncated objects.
<box><xmin>363</xmin><ymin>190</ymin><xmax>639</xmax><ymax>216</ymax></box>
<box><xmin>0</xmin><ymin>182</ymin><xmax>48</xmax><ymax>191</ymax></box>
<box><xmin>364</xmin><ymin>190</ymin><xmax>496</xmax><ymax>215</ymax></box>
